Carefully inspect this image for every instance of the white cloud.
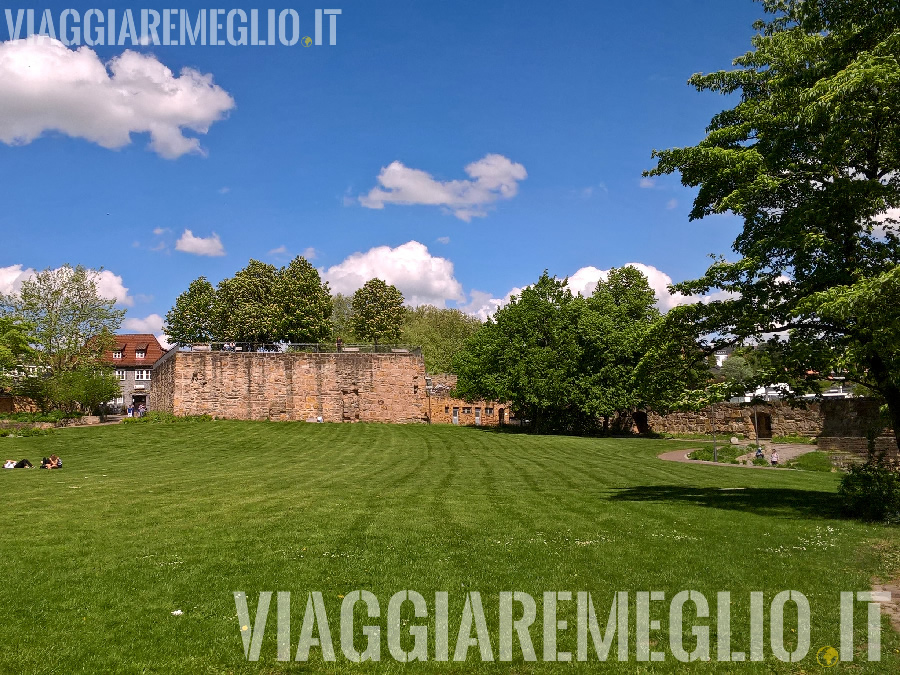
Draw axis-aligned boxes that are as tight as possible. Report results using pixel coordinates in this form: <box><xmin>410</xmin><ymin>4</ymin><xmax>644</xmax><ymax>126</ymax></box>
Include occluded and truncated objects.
<box><xmin>175</xmin><ymin>230</ymin><xmax>225</xmax><ymax>257</ymax></box>
<box><xmin>123</xmin><ymin>313</ymin><xmax>164</xmax><ymax>333</ymax></box>
<box><xmin>302</xmin><ymin>247</ymin><xmax>318</xmax><ymax>260</ymax></box>
<box><xmin>323</xmin><ymin>240</ymin><xmax>465</xmax><ymax>307</ymax></box>
<box><xmin>460</xmin><ymin>288</ymin><xmax>523</xmax><ymax>321</ymax></box>
<box><xmin>436</xmin><ymin>236</ymin><xmax>451</xmax><ymax>245</ymax></box>
<box><xmin>639</xmin><ymin>177</ymin><xmax>656</xmax><ymax>189</ymax></box>
<box><xmin>359</xmin><ymin>154</ymin><xmax>527</xmax><ymax>221</ymax></box>
<box><xmin>123</xmin><ymin>313</ymin><xmax>171</xmax><ymax>349</ymax></box>
<box><xmin>218</xmin><ymin>186</ymin><xmax>231</xmax><ymax>194</ymax></box>
<box><xmin>152</xmin><ymin>227</ymin><xmax>170</xmax><ymax>236</ymax></box>
<box><xmin>874</xmin><ymin>207</ymin><xmax>900</xmax><ymax>238</ymax></box>
<box><xmin>268</xmin><ymin>245</ymin><xmax>289</xmax><ymax>256</ymax></box>
<box><xmin>0</xmin><ymin>264</ymin><xmax>132</xmax><ymax>305</ymax></box>
<box><xmin>0</xmin><ymin>38</ymin><xmax>234</xmax><ymax>159</ymax></box>
<box><xmin>666</xmin><ymin>199</ymin><xmax>678</xmax><ymax>210</ymax></box>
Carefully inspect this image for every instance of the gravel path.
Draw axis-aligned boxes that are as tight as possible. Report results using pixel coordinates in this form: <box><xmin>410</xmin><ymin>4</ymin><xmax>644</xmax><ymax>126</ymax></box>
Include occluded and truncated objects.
<box><xmin>658</xmin><ymin>443</ymin><xmax>818</xmax><ymax>469</ymax></box>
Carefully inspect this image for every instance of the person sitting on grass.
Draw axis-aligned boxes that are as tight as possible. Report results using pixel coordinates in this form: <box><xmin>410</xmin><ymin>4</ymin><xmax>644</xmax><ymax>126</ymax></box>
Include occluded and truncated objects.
<box><xmin>40</xmin><ymin>455</ymin><xmax>62</xmax><ymax>470</ymax></box>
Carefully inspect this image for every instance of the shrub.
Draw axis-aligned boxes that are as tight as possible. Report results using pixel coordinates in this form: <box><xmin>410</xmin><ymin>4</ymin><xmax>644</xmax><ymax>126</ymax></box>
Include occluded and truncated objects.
<box><xmin>123</xmin><ymin>412</ymin><xmax>213</xmax><ymax>424</ymax></box>
<box><xmin>839</xmin><ymin>458</ymin><xmax>900</xmax><ymax>522</ymax></box>
<box><xmin>772</xmin><ymin>435</ymin><xmax>817</xmax><ymax>445</ymax></box>
<box><xmin>0</xmin><ymin>411</ymin><xmax>82</xmax><ymax>423</ymax></box>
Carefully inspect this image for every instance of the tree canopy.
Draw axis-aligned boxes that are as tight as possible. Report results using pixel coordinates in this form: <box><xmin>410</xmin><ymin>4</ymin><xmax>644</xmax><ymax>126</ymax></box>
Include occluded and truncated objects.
<box><xmin>1</xmin><ymin>265</ymin><xmax>123</xmax><ymax>373</ymax></box>
<box><xmin>453</xmin><ymin>269</ymin><xmax>704</xmax><ymax>433</ymax></box>
<box><xmin>165</xmin><ymin>257</ymin><xmax>333</xmax><ymax>345</ymax></box>
<box><xmin>351</xmin><ymin>279</ymin><xmax>405</xmax><ymax>345</ymax></box>
<box><xmin>647</xmin><ymin>0</ymin><xmax>900</xmax><ymax>447</ymax></box>
<box><xmin>401</xmin><ymin>306</ymin><xmax>481</xmax><ymax>374</ymax></box>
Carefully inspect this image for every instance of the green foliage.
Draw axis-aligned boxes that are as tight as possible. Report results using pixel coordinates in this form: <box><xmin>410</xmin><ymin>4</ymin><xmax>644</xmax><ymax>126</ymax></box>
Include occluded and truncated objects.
<box><xmin>122</xmin><ymin>412</ymin><xmax>213</xmax><ymax>424</ymax></box>
<box><xmin>647</xmin><ymin>0</ymin><xmax>900</xmax><ymax>449</ymax></box>
<box><xmin>0</xmin><ymin>411</ymin><xmax>82</xmax><ymax>423</ymax></box>
<box><xmin>772</xmin><ymin>434</ymin><xmax>817</xmax><ymax>445</ymax></box>
<box><xmin>164</xmin><ymin>277</ymin><xmax>217</xmax><ymax>345</ymax></box>
<box><xmin>0</xmin><ymin>426</ymin><xmax>54</xmax><ymax>438</ymax></box>
<box><xmin>44</xmin><ymin>368</ymin><xmax>121</xmax><ymax>414</ymax></box>
<box><xmin>454</xmin><ymin>269</ymin><xmax>705</xmax><ymax>433</ymax></box>
<box><xmin>0</xmin><ymin>316</ymin><xmax>36</xmax><ymax>389</ymax></box>
<box><xmin>786</xmin><ymin>451</ymin><xmax>834</xmax><ymax>472</ymax></box>
<box><xmin>350</xmin><ymin>279</ymin><xmax>405</xmax><ymax>344</ymax></box>
<box><xmin>839</xmin><ymin>457</ymin><xmax>900</xmax><ymax>522</ymax></box>
<box><xmin>1</xmin><ymin>264</ymin><xmax>123</xmax><ymax>374</ymax></box>
<box><xmin>401</xmin><ymin>305</ymin><xmax>481</xmax><ymax>374</ymax></box>
<box><xmin>329</xmin><ymin>293</ymin><xmax>356</xmax><ymax>341</ymax></box>
<box><xmin>687</xmin><ymin>445</ymin><xmax>746</xmax><ymax>464</ymax></box>
<box><xmin>169</xmin><ymin>257</ymin><xmax>333</xmax><ymax>345</ymax></box>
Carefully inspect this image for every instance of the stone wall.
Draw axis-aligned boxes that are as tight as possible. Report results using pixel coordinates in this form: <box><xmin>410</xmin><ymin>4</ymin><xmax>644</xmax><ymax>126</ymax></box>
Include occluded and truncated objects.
<box><xmin>152</xmin><ymin>350</ymin><xmax>428</xmax><ymax>423</ymax></box>
<box><xmin>427</xmin><ymin>374</ymin><xmax>509</xmax><ymax>426</ymax></box>
<box><xmin>647</xmin><ymin>401</ymin><xmax>823</xmax><ymax>439</ymax></box>
<box><xmin>0</xmin><ymin>394</ymin><xmax>39</xmax><ymax>414</ymax></box>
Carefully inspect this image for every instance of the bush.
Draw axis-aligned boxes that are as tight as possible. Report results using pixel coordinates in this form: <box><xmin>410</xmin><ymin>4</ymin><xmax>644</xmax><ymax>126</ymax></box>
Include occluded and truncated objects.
<box><xmin>772</xmin><ymin>435</ymin><xmax>817</xmax><ymax>445</ymax></box>
<box><xmin>752</xmin><ymin>456</ymin><xmax>770</xmax><ymax>467</ymax></box>
<box><xmin>122</xmin><ymin>412</ymin><xmax>213</xmax><ymax>424</ymax></box>
<box><xmin>0</xmin><ymin>411</ymin><xmax>82</xmax><ymax>423</ymax></box>
<box><xmin>0</xmin><ymin>426</ymin><xmax>53</xmax><ymax>438</ymax></box>
<box><xmin>839</xmin><ymin>458</ymin><xmax>900</xmax><ymax>522</ymax></box>
<box><xmin>688</xmin><ymin>445</ymin><xmax>746</xmax><ymax>464</ymax></box>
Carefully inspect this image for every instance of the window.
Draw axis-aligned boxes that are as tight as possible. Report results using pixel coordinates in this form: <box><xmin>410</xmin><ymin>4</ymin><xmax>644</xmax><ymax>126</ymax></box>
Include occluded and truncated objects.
<box><xmin>135</xmin><ymin>369</ymin><xmax>151</xmax><ymax>381</ymax></box>
<box><xmin>444</xmin><ymin>406</ymin><xmax>449</xmax><ymax>413</ymax></box>
<box><xmin>116</xmin><ymin>369</ymin><xmax>126</xmax><ymax>381</ymax></box>
<box><xmin>136</xmin><ymin>350</ymin><xmax>146</xmax><ymax>359</ymax></box>
<box><xmin>462</xmin><ymin>407</ymin><xmax>472</xmax><ymax>414</ymax></box>
<box><xmin>485</xmin><ymin>407</ymin><xmax>494</xmax><ymax>415</ymax></box>
<box><xmin>113</xmin><ymin>350</ymin><xmax>123</xmax><ymax>359</ymax></box>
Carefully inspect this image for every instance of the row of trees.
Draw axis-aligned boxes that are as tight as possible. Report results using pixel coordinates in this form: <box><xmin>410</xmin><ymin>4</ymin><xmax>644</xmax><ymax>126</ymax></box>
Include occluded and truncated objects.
<box><xmin>164</xmin><ymin>260</ymin><xmax>481</xmax><ymax>373</ymax></box>
<box><xmin>1</xmin><ymin>265</ymin><xmax>122</xmax><ymax>413</ymax></box>
<box><xmin>453</xmin><ymin>268</ymin><xmax>706</xmax><ymax>434</ymax></box>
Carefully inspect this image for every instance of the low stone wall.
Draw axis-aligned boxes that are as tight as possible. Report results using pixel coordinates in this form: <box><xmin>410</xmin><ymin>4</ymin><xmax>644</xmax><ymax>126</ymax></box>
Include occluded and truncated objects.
<box><xmin>152</xmin><ymin>350</ymin><xmax>428</xmax><ymax>423</ymax></box>
<box><xmin>647</xmin><ymin>402</ymin><xmax>823</xmax><ymax>439</ymax></box>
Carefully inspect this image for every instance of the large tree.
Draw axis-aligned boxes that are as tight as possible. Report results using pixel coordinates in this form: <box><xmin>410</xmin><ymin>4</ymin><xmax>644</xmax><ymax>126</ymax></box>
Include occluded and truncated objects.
<box><xmin>453</xmin><ymin>273</ymin><xmax>583</xmax><ymax>433</ymax></box>
<box><xmin>647</xmin><ymin>0</ymin><xmax>900</xmax><ymax>448</ymax></box>
<box><xmin>1</xmin><ymin>265</ymin><xmax>124</xmax><ymax>372</ymax></box>
<box><xmin>401</xmin><ymin>306</ymin><xmax>481</xmax><ymax>374</ymax></box>
<box><xmin>351</xmin><ymin>279</ymin><xmax>405</xmax><ymax>345</ymax></box>
<box><xmin>277</xmin><ymin>256</ymin><xmax>333</xmax><ymax>343</ymax></box>
<box><xmin>164</xmin><ymin>276</ymin><xmax>217</xmax><ymax>346</ymax></box>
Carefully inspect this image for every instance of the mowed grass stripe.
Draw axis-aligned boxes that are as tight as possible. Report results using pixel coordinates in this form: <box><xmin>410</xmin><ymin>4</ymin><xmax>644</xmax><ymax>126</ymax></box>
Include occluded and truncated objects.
<box><xmin>1</xmin><ymin>422</ymin><xmax>897</xmax><ymax>673</ymax></box>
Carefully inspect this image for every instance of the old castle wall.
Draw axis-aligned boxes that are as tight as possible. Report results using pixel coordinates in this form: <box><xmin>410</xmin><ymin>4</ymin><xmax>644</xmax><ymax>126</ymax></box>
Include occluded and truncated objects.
<box><xmin>152</xmin><ymin>350</ymin><xmax>428</xmax><ymax>423</ymax></box>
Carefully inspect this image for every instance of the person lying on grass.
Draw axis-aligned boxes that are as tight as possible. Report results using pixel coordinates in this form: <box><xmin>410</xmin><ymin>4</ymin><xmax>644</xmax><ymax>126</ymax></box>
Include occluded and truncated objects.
<box><xmin>4</xmin><ymin>459</ymin><xmax>33</xmax><ymax>469</ymax></box>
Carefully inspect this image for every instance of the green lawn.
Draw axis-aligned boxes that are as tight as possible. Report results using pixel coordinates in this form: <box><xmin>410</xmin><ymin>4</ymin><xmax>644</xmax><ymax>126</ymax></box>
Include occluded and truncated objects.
<box><xmin>1</xmin><ymin>422</ymin><xmax>898</xmax><ymax>673</ymax></box>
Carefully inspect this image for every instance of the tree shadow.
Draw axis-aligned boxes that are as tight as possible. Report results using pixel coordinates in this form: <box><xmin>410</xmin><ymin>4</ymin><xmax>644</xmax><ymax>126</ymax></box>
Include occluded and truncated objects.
<box><xmin>609</xmin><ymin>485</ymin><xmax>843</xmax><ymax>520</ymax></box>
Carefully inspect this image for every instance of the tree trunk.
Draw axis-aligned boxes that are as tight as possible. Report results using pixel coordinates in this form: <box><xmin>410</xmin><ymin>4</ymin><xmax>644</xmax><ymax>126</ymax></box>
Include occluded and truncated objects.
<box><xmin>867</xmin><ymin>354</ymin><xmax>900</xmax><ymax>452</ymax></box>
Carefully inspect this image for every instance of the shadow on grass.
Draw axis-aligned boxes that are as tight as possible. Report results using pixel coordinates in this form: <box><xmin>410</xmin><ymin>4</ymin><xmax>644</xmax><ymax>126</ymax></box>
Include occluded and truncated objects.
<box><xmin>609</xmin><ymin>485</ymin><xmax>842</xmax><ymax>520</ymax></box>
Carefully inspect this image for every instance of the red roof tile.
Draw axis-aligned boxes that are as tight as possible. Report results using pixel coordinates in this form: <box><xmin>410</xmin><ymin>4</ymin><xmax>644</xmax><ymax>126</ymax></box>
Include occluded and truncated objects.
<box><xmin>106</xmin><ymin>334</ymin><xmax>167</xmax><ymax>367</ymax></box>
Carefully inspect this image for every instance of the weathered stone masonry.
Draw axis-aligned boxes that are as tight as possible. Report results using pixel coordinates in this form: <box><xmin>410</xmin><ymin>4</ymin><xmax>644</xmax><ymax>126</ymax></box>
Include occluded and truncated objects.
<box><xmin>152</xmin><ymin>350</ymin><xmax>428</xmax><ymax>423</ymax></box>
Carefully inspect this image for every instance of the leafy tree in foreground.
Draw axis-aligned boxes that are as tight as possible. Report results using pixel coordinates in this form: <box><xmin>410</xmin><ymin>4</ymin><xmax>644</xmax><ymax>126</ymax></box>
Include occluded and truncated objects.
<box><xmin>277</xmin><ymin>257</ymin><xmax>333</xmax><ymax>343</ymax></box>
<box><xmin>401</xmin><ymin>305</ymin><xmax>481</xmax><ymax>374</ymax></box>
<box><xmin>351</xmin><ymin>279</ymin><xmax>405</xmax><ymax>345</ymax></box>
<box><xmin>453</xmin><ymin>273</ymin><xmax>583</xmax><ymax>434</ymax></box>
<box><xmin>454</xmin><ymin>269</ymin><xmax>708</xmax><ymax>434</ymax></box>
<box><xmin>0</xmin><ymin>316</ymin><xmax>36</xmax><ymax>390</ymax></box>
<box><xmin>647</xmin><ymin>0</ymin><xmax>900</xmax><ymax>448</ymax></box>
<box><xmin>1</xmin><ymin>264</ymin><xmax>123</xmax><ymax>373</ymax></box>
<box><xmin>164</xmin><ymin>276</ymin><xmax>217</xmax><ymax>346</ymax></box>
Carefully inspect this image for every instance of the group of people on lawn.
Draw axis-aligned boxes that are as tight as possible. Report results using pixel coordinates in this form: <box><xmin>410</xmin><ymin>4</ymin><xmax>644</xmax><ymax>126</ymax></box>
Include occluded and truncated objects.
<box><xmin>3</xmin><ymin>455</ymin><xmax>62</xmax><ymax>470</ymax></box>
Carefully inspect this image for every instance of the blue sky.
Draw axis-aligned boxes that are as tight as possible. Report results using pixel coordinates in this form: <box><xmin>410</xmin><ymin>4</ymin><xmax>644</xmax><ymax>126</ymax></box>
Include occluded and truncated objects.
<box><xmin>0</xmin><ymin>0</ymin><xmax>764</xmax><ymax>338</ymax></box>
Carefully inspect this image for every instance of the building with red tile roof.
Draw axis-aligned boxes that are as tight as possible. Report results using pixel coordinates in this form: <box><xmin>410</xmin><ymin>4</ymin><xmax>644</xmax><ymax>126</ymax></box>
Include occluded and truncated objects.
<box><xmin>105</xmin><ymin>334</ymin><xmax>167</xmax><ymax>412</ymax></box>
